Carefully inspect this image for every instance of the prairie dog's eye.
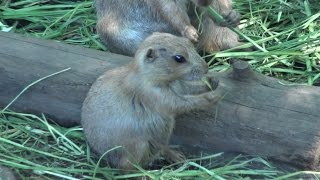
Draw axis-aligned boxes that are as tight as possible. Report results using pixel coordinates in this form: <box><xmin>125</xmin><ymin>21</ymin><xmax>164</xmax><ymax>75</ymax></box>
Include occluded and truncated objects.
<box><xmin>173</xmin><ymin>55</ymin><xmax>186</xmax><ymax>63</ymax></box>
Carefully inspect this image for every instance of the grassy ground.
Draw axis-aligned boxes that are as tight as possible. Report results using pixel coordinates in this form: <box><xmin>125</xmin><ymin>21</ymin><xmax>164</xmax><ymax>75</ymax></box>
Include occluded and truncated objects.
<box><xmin>0</xmin><ymin>0</ymin><xmax>320</xmax><ymax>179</ymax></box>
<box><xmin>1</xmin><ymin>112</ymin><xmax>319</xmax><ymax>179</ymax></box>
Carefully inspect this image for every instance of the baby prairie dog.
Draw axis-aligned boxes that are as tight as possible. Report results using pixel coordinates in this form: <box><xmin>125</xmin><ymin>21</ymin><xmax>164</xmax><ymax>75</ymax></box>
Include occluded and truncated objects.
<box><xmin>81</xmin><ymin>33</ymin><xmax>222</xmax><ymax>169</ymax></box>
<box><xmin>94</xmin><ymin>0</ymin><xmax>241</xmax><ymax>56</ymax></box>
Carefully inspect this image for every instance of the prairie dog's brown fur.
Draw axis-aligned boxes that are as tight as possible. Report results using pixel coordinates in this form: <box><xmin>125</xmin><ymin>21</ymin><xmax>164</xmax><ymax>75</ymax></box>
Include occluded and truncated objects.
<box><xmin>193</xmin><ymin>0</ymin><xmax>240</xmax><ymax>52</ymax></box>
<box><xmin>94</xmin><ymin>0</ymin><xmax>241</xmax><ymax>56</ymax></box>
<box><xmin>0</xmin><ymin>166</ymin><xmax>16</xmax><ymax>180</ymax></box>
<box><xmin>81</xmin><ymin>33</ymin><xmax>222</xmax><ymax>169</ymax></box>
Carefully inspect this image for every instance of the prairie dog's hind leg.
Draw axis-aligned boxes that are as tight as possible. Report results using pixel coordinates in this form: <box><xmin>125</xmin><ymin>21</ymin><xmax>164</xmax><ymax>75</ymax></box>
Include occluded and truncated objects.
<box><xmin>162</xmin><ymin>146</ymin><xmax>186</xmax><ymax>163</ymax></box>
<box><xmin>112</xmin><ymin>141</ymin><xmax>151</xmax><ymax>170</ymax></box>
<box><xmin>197</xmin><ymin>17</ymin><xmax>241</xmax><ymax>52</ymax></box>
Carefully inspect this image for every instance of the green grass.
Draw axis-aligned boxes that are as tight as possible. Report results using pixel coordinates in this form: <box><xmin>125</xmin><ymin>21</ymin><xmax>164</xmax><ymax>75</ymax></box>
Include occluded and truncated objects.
<box><xmin>1</xmin><ymin>111</ymin><xmax>320</xmax><ymax>179</ymax></box>
<box><xmin>0</xmin><ymin>0</ymin><xmax>320</xmax><ymax>179</ymax></box>
<box><xmin>0</xmin><ymin>0</ymin><xmax>104</xmax><ymax>50</ymax></box>
<box><xmin>0</xmin><ymin>0</ymin><xmax>319</xmax><ymax>84</ymax></box>
<box><xmin>209</xmin><ymin>0</ymin><xmax>320</xmax><ymax>85</ymax></box>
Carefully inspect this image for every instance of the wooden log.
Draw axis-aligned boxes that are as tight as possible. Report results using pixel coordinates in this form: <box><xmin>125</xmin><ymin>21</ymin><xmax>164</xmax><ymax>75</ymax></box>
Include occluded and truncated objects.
<box><xmin>0</xmin><ymin>32</ymin><xmax>319</xmax><ymax>169</ymax></box>
<box><xmin>0</xmin><ymin>31</ymin><xmax>129</xmax><ymax>126</ymax></box>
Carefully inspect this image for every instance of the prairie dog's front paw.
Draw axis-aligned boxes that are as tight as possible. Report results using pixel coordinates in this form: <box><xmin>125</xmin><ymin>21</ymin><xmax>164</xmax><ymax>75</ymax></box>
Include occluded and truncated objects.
<box><xmin>202</xmin><ymin>76</ymin><xmax>219</xmax><ymax>91</ymax></box>
<box><xmin>221</xmin><ymin>10</ymin><xmax>241</xmax><ymax>28</ymax></box>
<box><xmin>203</xmin><ymin>86</ymin><xmax>224</xmax><ymax>104</ymax></box>
<box><xmin>183</xmin><ymin>25</ymin><xmax>199</xmax><ymax>42</ymax></box>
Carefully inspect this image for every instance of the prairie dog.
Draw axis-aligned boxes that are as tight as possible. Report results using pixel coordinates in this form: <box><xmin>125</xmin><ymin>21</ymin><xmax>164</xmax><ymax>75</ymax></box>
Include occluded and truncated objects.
<box><xmin>81</xmin><ymin>33</ymin><xmax>222</xmax><ymax>169</ymax></box>
<box><xmin>0</xmin><ymin>166</ymin><xmax>16</xmax><ymax>180</ymax></box>
<box><xmin>94</xmin><ymin>0</ymin><xmax>241</xmax><ymax>56</ymax></box>
<box><xmin>193</xmin><ymin>0</ymin><xmax>240</xmax><ymax>52</ymax></box>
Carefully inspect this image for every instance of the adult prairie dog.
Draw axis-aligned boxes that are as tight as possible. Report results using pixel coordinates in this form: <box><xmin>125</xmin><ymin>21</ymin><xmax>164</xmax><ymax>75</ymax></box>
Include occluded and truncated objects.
<box><xmin>81</xmin><ymin>33</ymin><xmax>223</xmax><ymax>169</ymax></box>
<box><xmin>94</xmin><ymin>0</ymin><xmax>241</xmax><ymax>56</ymax></box>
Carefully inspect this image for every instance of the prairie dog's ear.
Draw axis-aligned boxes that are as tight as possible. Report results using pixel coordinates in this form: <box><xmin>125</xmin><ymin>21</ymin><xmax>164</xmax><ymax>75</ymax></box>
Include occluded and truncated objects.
<box><xmin>145</xmin><ymin>47</ymin><xmax>167</xmax><ymax>63</ymax></box>
<box><xmin>145</xmin><ymin>48</ymin><xmax>157</xmax><ymax>63</ymax></box>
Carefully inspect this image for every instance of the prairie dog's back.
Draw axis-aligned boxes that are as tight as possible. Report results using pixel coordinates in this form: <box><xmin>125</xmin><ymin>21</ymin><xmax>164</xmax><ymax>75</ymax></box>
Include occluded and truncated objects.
<box><xmin>94</xmin><ymin>0</ymin><xmax>182</xmax><ymax>55</ymax></box>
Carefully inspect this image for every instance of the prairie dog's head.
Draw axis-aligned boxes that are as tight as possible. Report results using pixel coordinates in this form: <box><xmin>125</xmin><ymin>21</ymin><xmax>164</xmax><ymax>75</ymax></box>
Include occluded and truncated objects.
<box><xmin>134</xmin><ymin>33</ymin><xmax>208</xmax><ymax>85</ymax></box>
<box><xmin>191</xmin><ymin>0</ymin><xmax>213</xmax><ymax>6</ymax></box>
